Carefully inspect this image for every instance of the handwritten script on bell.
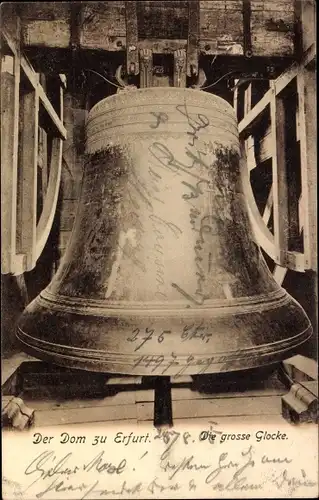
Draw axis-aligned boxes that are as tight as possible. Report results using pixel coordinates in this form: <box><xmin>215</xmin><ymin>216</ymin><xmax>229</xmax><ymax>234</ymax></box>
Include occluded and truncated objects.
<box><xmin>3</xmin><ymin>422</ymin><xmax>318</xmax><ymax>499</ymax></box>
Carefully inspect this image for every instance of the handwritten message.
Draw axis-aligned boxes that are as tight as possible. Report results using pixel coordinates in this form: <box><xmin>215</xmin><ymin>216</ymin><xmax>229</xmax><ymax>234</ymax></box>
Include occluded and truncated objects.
<box><xmin>120</xmin><ymin>99</ymin><xmax>243</xmax><ymax>309</ymax></box>
<box><xmin>3</xmin><ymin>422</ymin><xmax>318</xmax><ymax>499</ymax></box>
<box><xmin>126</xmin><ymin>324</ymin><xmax>213</xmax><ymax>352</ymax></box>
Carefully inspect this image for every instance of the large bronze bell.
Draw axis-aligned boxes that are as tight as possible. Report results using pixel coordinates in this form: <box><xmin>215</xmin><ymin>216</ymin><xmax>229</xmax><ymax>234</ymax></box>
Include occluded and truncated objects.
<box><xmin>17</xmin><ymin>88</ymin><xmax>312</xmax><ymax>375</ymax></box>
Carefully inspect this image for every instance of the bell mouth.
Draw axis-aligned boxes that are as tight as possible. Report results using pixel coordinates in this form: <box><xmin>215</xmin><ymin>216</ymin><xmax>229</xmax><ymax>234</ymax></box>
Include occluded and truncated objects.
<box><xmin>17</xmin><ymin>291</ymin><xmax>312</xmax><ymax>376</ymax></box>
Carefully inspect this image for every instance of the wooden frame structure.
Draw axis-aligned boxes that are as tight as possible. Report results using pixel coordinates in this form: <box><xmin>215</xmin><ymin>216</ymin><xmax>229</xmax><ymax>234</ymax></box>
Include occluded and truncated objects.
<box><xmin>234</xmin><ymin>0</ymin><xmax>316</xmax><ymax>285</ymax></box>
<box><xmin>19</xmin><ymin>0</ymin><xmax>298</xmax><ymax>60</ymax></box>
<box><xmin>1</xmin><ymin>17</ymin><xmax>67</xmax><ymax>275</ymax></box>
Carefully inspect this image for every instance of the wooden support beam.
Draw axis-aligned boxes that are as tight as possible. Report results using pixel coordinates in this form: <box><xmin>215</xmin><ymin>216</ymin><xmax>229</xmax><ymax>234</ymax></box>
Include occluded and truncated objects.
<box><xmin>1</xmin><ymin>20</ymin><xmax>27</xmax><ymax>275</ymax></box>
<box><xmin>18</xmin><ymin>2</ymin><xmax>297</xmax><ymax>58</ymax></box>
<box><xmin>36</xmin><ymin>78</ymin><xmax>64</xmax><ymax>264</ymax></box>
<box><xmin>2</xmin><ymin>27</ymin><xmax>67</xmax><ymax>140</ymax></box>
<box><xmin>238</xmin><ymin>91</ymin><xmax>270</xmax><ymax>138</ymax></box>
<box><xmin>273</xmin><ymin>265</ymin><xmax>288</xmax><ymax>286</ymax></box>
<box><xmin>238</xmin><ymin>42</ymin><xmax>315</xmax><ymax>274</ymax></box>
<box><xmin>256</xmin><ymin>124</ymin><xmax>272</xmax><ymax>163</ymax></box>
<box><xmin>270</xmin><ymin>85</ymin><xmax>289</xmax><ymax>266</ymax></box>
<box><xmin>38</xmin><ymin>127</ymin><xmax>48</xmax><ymax>197</ymax></box>
<box><xmin>233</xmin><ymin>81</ymin><xmax>239</xmax><ymax>116</ymax></box>
<box><xmin>262</xmin><ymin>186</ymin><xmax>273</xmax><ymax>225</ymax></box>
<box><xmin>241</xmin><ymin>133</ymin><xmax>305</xmax><ymax>273</ymax></box>
<box><xmin>298</xmin><ymin>194</ymin><xmax>304</xmax><ymax>233</ymax></box>
<box><xmin>285</xmin><ymin>98</ymin><xmax>300</xmax><ymax>252</ymax></box>
<box><xmin>154</xmin><ymin>377</ymin><xmax>173</xmax><ymax>428</ymax></box>
<box><xmin>243</xmin><ymin>0</ymin><xmax>252</xmax><ymax>57</ymax></box>
<box><xmin>299</xmin><ymin>0</ymin><xmax>316</xmax><ymax>53</ymax></box>
<box><xmin>246</xmin><ymin>136</ymin><xmax>257</xmax><ymax>170</ymax></box>
<box><xmin>243</xmin><ymin>84</ymin><xmax>256</xmax><ymax>170</ymax></box>
<box><xmin>1</xmin><ymin>53</ymin><xmax>25</xmax><ymax>275</ymax></box>
<box><xmin>1</xmin><ymin>15</ymin><xmax>66</xmax><ymax>274</ymax></box>
<box><xmin>284</xmin><ymin>252</ymin><xmax>305</xmax><ymax>272</ymax></box>
<box><xmin>35</xmin><ymin>137</ymin><xmax>63</xmax><ymax>262</ymax></box>
<box><xmin>283</xmin><ymin>355</ymin><xmax>318</xmax><ymax>382</ymax></box>
<box><xmin>125</xmin><ymin>1</ymin><xmax>139</xmax><ymax>76</ymax></box>
<box><xmin>59</xmin><ymin>73</ymin><xmax>67</xmax><ymax>89</ymax></box>
<box><xmin>238</xmin><ymin>42</ymin><xmax>315</xmax><ymax>139</ymax></box>
<box><xmin>23</xmin><ymin>58</ymin><xmax>67</xmax><ymax>139</ymax></box>
<box><xmin>244</xmin><ymin>83</ymin><xmax>252</xmax><ymax>115</ymax></box>
<box><xmin>297</xmin><ymin>68</ymin><xmax>317</xmax><ymax>271</ymax></box>
<box><xmin>17</xmin><ymin>89</ymin><xmax>39</xmax><ymax>270</ymax></box>
<box><xmin>70</xmin><ymin>3</ymin><xmax>82</xmax><ymax>51</ymax></box>
<box><xmin>187</xmin><ymin>0</ymin><xmax>200</xmax><ymax>77</ymax></box>
<box><xmin>59</xmin><ymin>75</ymin><xmax>64</xmax><ymax>122</ymax></box>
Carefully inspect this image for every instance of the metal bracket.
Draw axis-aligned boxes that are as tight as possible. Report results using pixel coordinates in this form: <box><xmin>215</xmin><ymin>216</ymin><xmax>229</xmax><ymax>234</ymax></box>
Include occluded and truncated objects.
<box><xmin>139</xmin><ymin>48</ymin><xmax>153</xmax><ymax>88</ymax></box>
<box><xmin>125</xmin><ymin>1</ymin><xmax>139</xmax><ymax>76</ymax></box>
<box><xmin>174</xmin><ymin>49</ymin><xmax>187</xmax><ymax>87</ymax></box>
<box><xmin>187</xmin><ymin>0</ymin><xmax>200</xmax><ymax>77</ymax></box>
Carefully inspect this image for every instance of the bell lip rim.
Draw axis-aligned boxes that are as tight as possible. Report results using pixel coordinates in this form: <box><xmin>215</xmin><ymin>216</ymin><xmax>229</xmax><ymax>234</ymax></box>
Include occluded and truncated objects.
<box><xmin>88</xmin><ymin>86</ymin><xmax>235</xmax><ymax>119</ymax></box>
<box><xmin>17</xmin><ymin>324</ymin><xmax>313</xmax><ymax>356</ymax></box>
<box><xmin>16</xmin><ymin>326</ymin><xmax>313</xmax><ymax>376</ymax></box>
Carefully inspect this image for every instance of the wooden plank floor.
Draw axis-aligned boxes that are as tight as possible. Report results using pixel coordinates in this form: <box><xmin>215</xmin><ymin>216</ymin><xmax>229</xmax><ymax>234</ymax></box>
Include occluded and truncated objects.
<box><xmin>2</xmin><ymin>353</ymin><xmax>288</xmax><ymax>427</ymax></box>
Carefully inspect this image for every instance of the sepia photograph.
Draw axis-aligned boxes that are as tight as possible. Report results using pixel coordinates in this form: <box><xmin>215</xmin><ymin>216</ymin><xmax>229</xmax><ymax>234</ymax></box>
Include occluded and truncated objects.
<box><xmin>1</xmin><ymin>1</ymin><xmax>318</xmax><ymax>498</ymax></box>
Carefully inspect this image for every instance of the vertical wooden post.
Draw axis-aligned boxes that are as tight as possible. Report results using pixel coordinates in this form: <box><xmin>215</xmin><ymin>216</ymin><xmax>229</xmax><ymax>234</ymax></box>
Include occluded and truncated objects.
<box><xmin>125</xmin><ymin>1</ymin><xmax>139</xmax><ymax>76</ymax></box>
<box><xmin>273</xmin><ymin>265</ymin><xmax>288</xmax><ymax>286</ymax></box>
<box><xmin>154</xmin><ymin>377</ymin><xmax>173</xmax><ymax>427</ymax></box>
<box><xmin>244</xmin><ymin>83</ymin><xmax>252</xmax><ymax>115</ymax></box>
<box><xmin>38</xmin><ymin>74</ymin><xmax>48</xmax><ymax>199</ymax></box>
<box><xmin>17</xmin><ymin>89</ymin><xmax>40</xmax><ymax>270</ymax></box>
<box><xmin>270</xmin><ymin>83</ymin><xmax>289</xmax><ymax>266</ymax></box>
<box><xmin>58</xmin><ymin>90</ymin><xmax>85</xmax><ymax>262</ymax></box>
<box><xmin>285</xmin><ymin>92</ymin><xmax>300</xmax><ymax>251</ymax></box>
<box><xmin>233</xmin><ymin>80</ymin><xmax>239</xmax><ymax>115</ymax></box>
<box><xmin>262</xmin><ymin>187</ymin><xmax>273</xmax><ymax>224</ymax></box>
<box><xmin>243</xmin><ymin>83</ymin><xmax>256</xmax><ymax>170</ymax></box>
<box><xmin>299</xmin><ymin>0</ymin><xmax>316</xmax><ymax>52</ymax></box>
<box><xmin>187</xmin><ymin>0</ymin><xmax>200</xmax><ymax>77</ymax></box>
<box><xmin>1</xmin><ymin>53</ymin><xmax>21</xmax><ymax>274</ymax></box>
<box><xmin>297</xmin><ymin>67</ymin><xmax>317</xmax><ymax>270</ymax></box>
<box><xmin>38</xmin><ymin>128</ymin><xmax>48</xmax><ymax>197</ymax></box>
